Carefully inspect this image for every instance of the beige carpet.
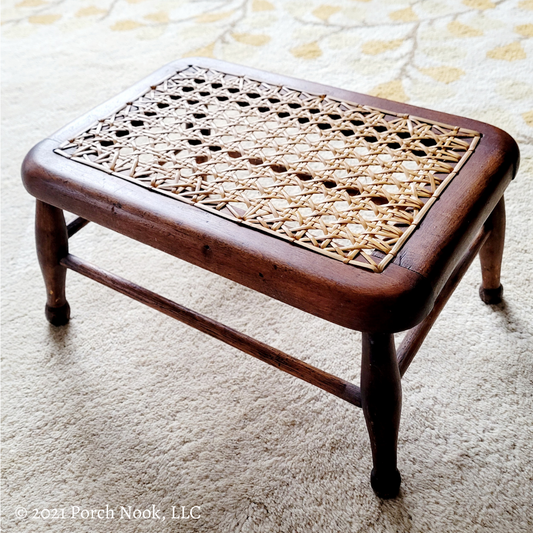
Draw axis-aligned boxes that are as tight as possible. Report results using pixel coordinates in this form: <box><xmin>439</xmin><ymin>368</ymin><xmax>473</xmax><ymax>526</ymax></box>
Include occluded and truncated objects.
<box><xmin>2</xmin><ymin>1</ymin><xmax>533</xmax><ymax>531</ymax></box>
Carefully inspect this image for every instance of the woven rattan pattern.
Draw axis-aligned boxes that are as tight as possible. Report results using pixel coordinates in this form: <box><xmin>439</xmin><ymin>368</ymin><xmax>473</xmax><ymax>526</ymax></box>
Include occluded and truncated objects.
<box><xmin>56</xmin><ymin>66</ymin><xmax>480</xmax><ymax>272</ymax></box>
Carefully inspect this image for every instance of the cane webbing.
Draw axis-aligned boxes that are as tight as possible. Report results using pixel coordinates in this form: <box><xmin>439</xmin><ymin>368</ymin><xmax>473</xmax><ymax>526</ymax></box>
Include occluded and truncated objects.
<box><xmin>56</xmin><ymin>65</ymin><xmax>480</xmax><ymax>272</ymax></box>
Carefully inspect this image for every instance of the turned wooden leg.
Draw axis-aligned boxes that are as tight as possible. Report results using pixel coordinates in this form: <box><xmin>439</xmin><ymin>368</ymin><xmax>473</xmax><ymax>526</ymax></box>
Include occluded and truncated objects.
<box><xmin>361</xmin><ymin>332</ymin><xmax>402</xmax><ymax>499</ymax></box>
<box><xmin>36</xmin><ymin>200</ymin><xmax>70</xmax><ymax>326</ymax></box>
<box><xmin>479</xmin><ymin>196</ymin><xmax>505</xmax><ymax>304</ymax></box>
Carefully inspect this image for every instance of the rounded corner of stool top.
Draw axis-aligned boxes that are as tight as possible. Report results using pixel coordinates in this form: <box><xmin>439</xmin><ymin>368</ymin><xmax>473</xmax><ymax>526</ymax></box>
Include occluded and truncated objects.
<box><xmin>483</xmin><ymin>123</ymin><xmax>521</xmax><ymax>178</ymax></box>
<box><xmin>21</xmin><ymin>140</ymin><xmax>46</xmax><ymax>196</ymax></box>
<box><xmin>311</xmin><ymin>257</ymin><xmax>436</xmax><ymax>333</ymax></box>
<box><xmin>362</xmin><ymin>262</ymin><xmax>436</xmax><ymax>333</ymax></box>
<box><xmin>21</xmin><ymin>139</ymin><xmax>59</xmax><ymax>198</ymax></box>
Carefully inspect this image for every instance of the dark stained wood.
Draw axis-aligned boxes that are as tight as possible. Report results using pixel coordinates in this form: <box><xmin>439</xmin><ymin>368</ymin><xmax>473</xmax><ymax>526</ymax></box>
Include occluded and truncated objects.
<box><xmin>361</xmin><ymin>332</ymin><xmax>402</xmax><ymax>499</ymax></box>
<box><xmin>61</xmin><ymin>253</ymin><xmax>362</xmax><ymax>407</ymax></box>
<box><xmin>35</xmin><ymin>200</ymin><xmax>70</xmax><ymax>326</ymax></box>
<box><xmin>67</xmin><ymin>216</ymin><xmax>90</xmax><ymax>238</ymax></box>
<box><xmin>22</xmin><ymin>141</ymin><xmax>434</xmax><ymax>334</ymax></box>
<box><xmin>397</xmin><ymin>225</ymin><xmax>490</xmax><ymax>377</ymax></box>
<box><xmin>479</xmin><ymin>197</ymin><xmax>505</xmax><ymax>304</ymax></box>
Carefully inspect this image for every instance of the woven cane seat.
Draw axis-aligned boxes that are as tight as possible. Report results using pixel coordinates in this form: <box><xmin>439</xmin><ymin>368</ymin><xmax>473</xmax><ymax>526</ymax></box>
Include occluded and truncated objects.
<box><xmin>23</xmin><ymin>58</ymin><xmax>517</xmax><ymax>333</ymax></box>
<box><xmin>55</xmin><ymin>65</ymin><xmax>480</xmax><ymax>273</ymax></box>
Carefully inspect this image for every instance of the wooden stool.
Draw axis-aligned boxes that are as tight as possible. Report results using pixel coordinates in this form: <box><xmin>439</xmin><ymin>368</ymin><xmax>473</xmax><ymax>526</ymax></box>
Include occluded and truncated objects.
<box><xmin>22</xmin><ymin>59</ymin><xmax>519</xmax><ymax>498</ymax></box>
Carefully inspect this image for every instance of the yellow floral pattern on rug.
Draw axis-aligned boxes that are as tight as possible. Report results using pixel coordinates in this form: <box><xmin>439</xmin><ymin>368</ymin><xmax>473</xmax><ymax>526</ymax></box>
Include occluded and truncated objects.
<box><xmin>2</xmin><ymin>0</ymin><xmax>531</xmax><ymax>142</ymax></box>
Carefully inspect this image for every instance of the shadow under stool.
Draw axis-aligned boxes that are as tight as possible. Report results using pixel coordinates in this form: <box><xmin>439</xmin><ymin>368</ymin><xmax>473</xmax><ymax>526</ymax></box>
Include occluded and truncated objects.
<box><xmin>22</xmin><ymin>59</ymin><xmax>520</xmax><ymax>498</ymax></box>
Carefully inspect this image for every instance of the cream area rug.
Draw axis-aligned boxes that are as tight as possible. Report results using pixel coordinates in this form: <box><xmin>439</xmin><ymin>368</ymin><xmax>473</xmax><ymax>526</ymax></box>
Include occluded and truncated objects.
<box><xmin>1</xmin><ymin>0</ymin><xmax>532</xmax><ymax>531</ymax></box>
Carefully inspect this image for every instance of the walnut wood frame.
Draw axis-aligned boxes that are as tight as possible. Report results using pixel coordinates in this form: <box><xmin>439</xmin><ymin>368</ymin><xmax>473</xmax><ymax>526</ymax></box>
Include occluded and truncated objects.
<box><xmin>22</xmin><ymin>59</ymin><xmax>519</xmax><ymax>499</ymax></box>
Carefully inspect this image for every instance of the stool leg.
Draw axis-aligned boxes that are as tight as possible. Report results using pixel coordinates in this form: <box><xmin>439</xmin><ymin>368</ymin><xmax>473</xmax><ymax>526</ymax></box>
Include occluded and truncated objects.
<box><xmin>479</xmin><ymin>196</ymin><xmax>505</xmax><ymax>305</ymax></box>
<box><xmin>36</xmin><ymin>200</ymin><xmax>70</xmax><ymax>326</ymax></box>
<box><xmin>361</xmin><ymin>332</ymin><xmax>402</xmax><ymax>498</ymax></box>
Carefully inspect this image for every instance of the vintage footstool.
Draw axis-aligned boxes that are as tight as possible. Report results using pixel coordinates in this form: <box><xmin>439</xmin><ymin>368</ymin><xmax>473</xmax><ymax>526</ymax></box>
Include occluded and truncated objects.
<box><xmin>22</xmin><ymin>58</ymin><xmax>519</xmax><ymax>498</ymax></box>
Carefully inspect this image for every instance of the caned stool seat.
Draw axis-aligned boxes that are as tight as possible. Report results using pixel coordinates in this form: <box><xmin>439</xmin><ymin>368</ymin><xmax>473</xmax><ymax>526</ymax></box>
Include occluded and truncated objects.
<box><xmin>22</xmin><ymin>59</ymin><xmax>519</xmax><ymax>498</ymax></box>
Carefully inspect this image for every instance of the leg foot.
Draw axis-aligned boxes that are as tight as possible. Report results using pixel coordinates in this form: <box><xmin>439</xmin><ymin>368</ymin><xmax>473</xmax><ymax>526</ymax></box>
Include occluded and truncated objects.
<box><xmin>36</xmin><ymin>200</ymin><xmax>70</xmax><ymax>326</ymax></box>
<box><xmin>370</xmin><ymin>468</ymin><xmax>402</xmax><ymax>499</ymax></box>
<box><xmin>479</xmin><ymin>284</ymin><xmax>503</xmax><ymax>305</ymax></box>
<box><xmin>361</xmin><ymin>332</ymin><xmax>402</xmax><ymax>498</ymax></box>
<box><xmin>479</xmin><ymin>197</ymin><xmax>505</xmax><ymax>305</ymax></box>
<box><xmin>45</xmin><ymin>302</ymin><xmax>71</xmax><ymax>327</ymax></box>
